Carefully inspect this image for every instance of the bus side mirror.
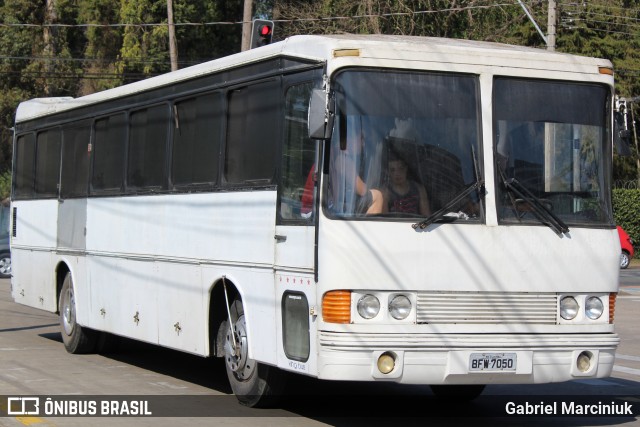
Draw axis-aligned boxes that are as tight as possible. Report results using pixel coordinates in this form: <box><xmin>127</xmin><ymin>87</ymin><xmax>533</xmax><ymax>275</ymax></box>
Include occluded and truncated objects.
<box><xmin>308</xmin><ymin>89</ymin><xmax>334</xmax><ymax>140</ymax></box>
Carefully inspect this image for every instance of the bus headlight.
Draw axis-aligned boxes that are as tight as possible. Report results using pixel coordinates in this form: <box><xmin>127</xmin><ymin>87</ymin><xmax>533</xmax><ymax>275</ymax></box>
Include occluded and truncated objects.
<box><xmin>357</xmin><ymin>294</ymin><xmax>380</xmax><ymax>319</ymax></box>
<box><xmin>389</xmin><ymin>295</ymin><xmax>412</xmax><ymax>320</ymax></box>
<box><xmin>560</xmin><ymin>296</ymin><xmax>579</xmax><ymax>320</ymax></box>
<box><xmin>585</xmin><ymin>296</ymin><xmax>604</xmax><ymax>320</ymax></box>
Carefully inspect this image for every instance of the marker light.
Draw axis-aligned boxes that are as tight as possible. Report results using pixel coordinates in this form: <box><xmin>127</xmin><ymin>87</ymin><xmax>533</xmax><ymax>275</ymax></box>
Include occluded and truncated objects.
<box><xmin>598</xmin><ymin>66</ymin><xmax>614</xmax><ymax>75</ymax></box>
<box><xmin>609</xmin><ymin>293</ymin><xmax>617</xmax><ymax>324</ymax></box>
<box><xmin>322</xmin><ymin>290</ymin><xmax>351</xmax><ymax>324</ymax></box>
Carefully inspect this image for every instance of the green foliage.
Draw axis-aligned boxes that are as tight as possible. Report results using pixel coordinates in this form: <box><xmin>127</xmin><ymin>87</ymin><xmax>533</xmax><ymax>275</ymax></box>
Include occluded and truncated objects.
<box><xmin>0</xmin><ymin>170</ymin><xmax>11</xmax><ymax>200</ymax></box>
<box><xmin>612</xmin><ymin>188</ymin><xmax>640</xmax><ymax>256</ymax></box>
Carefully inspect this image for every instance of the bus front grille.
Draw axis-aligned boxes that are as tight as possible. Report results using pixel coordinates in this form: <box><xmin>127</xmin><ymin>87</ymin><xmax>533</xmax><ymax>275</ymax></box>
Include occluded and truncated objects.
<box><xmin>416</xmin><ymin>292</ymin><xmax>557</xmax><ymax>325</ymax></box>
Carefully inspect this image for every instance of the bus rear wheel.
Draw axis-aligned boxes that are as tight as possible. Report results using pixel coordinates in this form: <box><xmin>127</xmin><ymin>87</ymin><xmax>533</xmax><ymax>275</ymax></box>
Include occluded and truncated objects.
<box><xmin>59</xmin><ymin>273</ymin><xmax>97</xmax><ymax>354</ymax></box>
<box><xmin>222</xmin><ymin>298</ymin><xmax>285</xmax><ymax>407</ymax></box>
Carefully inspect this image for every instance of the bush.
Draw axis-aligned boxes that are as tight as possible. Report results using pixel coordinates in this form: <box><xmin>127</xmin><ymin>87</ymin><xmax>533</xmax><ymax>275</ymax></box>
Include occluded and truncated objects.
<box><xmin>612</xmin><ymin>188</ymin><xmax>640</xmax><ymax>258</ymax></box>
<box><xmin>0</xmin><ymin>170</ymin><xmax>9</xmax><ymax>200</ymax></box>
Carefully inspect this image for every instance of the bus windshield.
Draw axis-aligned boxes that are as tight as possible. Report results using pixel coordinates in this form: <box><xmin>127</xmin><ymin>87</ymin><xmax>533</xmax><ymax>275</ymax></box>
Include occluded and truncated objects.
<box><xmin>326</xmin><ymin>69</ymin><xmax>483</xmax><ymax>220</ymax></box>
<box><xmin>494</xmin><ymin>78</ymin><xmax>612</xmax><ymax>227</ymax></box>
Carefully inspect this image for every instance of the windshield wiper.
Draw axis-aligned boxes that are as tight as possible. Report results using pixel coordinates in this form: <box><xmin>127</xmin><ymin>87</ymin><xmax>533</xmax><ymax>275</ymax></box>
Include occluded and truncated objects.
<box><xmin>412</xmin><ymin>179</ymin><xmax>484</xmax><ymax>230</ymax></box>
<box><xmin>413</xmin><ymin>144</ymin><xmax>484</xmax><ymax>230</ymax></box>
<box><xmin>498</xmin><ymin>171</ymin><xmax>569</xmax><ymax>235</ymax></box>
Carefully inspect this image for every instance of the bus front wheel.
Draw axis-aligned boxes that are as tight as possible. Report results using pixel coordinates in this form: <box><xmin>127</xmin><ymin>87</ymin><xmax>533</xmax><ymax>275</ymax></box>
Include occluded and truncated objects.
<box><xmin>59</xmin><ymin>273</ymin><xmax>97</xmax><ymax>354</ymax></box>
<box><xmin>222</xmin><ymin>298</ymin><xmax>285</xmax><ymax>407</ymax></box>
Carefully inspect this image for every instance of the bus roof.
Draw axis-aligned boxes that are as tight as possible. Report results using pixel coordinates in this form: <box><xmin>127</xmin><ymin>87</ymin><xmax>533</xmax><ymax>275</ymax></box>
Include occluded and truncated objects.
<box><xmin>15</xmin><ymin>34</ymin><xmax>613</xmax><ymax>124</ymax></box>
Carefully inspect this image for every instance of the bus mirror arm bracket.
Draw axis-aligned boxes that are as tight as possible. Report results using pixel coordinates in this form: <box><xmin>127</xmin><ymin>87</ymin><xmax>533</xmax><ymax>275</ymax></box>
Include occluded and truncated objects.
<box><xmin>308</xmin><ymin>88</ymin><xmax>334</xmax><ymax>140</ymax></box>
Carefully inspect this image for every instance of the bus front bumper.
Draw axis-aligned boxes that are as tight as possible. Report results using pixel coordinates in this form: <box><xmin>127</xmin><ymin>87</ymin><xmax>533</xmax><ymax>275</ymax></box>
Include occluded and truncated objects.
<box><xmin>317</xmin><ymin>332</ymin><xmax>619</xmax><ymax>384</ymax></box>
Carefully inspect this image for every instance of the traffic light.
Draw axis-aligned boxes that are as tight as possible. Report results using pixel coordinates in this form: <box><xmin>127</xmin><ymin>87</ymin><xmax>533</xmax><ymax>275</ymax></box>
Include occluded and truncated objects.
<box><xmin>250</xmin><ymin>19</ymin><xmax>274</xmax><ymax>49</ymax></box>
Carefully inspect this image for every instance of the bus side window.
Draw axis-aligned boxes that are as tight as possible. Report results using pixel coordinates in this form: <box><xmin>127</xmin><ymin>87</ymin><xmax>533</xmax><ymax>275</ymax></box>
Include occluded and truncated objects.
<box><xmin>92</xmin><ymin>114</ymin><xmax>127</xmax><ymax>193</ymax></box>
<box><xmin>128</xmin><ymin>105</ymin><xmax>169</xmax><ymax>189</ymax></box>
<box><xmin>171</xmin><ymin>93</ymin><xmax>221</xmax><ymax>187</ymax></box>
<box><xmin>280</xmin><ymin>82</ymin><xmax>315</xmax><ymax>222</ymax></box>
<box><xmin>225</xmin><ymin>81</ymin><xmax>279</xmax><ymax>185</ymax></box>
<box><xmin>61</xmin><ymin>124</ymin><xmax>91</xmax><ymax>198</ymax></box>
<box><xmin>35</xmin><ymin>129</ymin><xmax>62</xmax><ymax>198</ymax></box>
<box><xmin>14</xmin><ymin>134</ymin><xmax>36</xmax><ymax>199</ymax></box>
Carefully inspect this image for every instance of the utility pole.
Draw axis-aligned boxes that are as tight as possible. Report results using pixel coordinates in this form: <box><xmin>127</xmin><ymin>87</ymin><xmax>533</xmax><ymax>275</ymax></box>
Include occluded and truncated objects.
<box><xmin>629</xmin><ymin>101</ymin><xmax>640</xmax><ymax>188</ymax></box>
<box><xmin>167</xmin><ymin>0</ymin><xmax>178</xmax><ymax>71</ymax></box>
<box><xmin>547</xmin><ymin>0</ymin><xmax>557</xmax><ymax>51</ymax></box>
<box><xmin>44</xmin><ymin>0</ymin><xmax>57</xmax><ymax>95</ymax></box>
<box><xmin>633</xmin><ymin>107</ymin><xmax>640</xmax><ymax>188</ymax></box>
<box><xmin>241</xmin><ymin>0</ymin><xmax>253</xmax><ymax>51</ymax></box>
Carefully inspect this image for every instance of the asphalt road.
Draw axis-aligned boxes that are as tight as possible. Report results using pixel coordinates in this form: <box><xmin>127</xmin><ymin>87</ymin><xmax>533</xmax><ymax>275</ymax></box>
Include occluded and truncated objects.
<box><xmin>0</xmin><ymin>273</ymin><xmax>640</xmax><ymax>427</ymax></box>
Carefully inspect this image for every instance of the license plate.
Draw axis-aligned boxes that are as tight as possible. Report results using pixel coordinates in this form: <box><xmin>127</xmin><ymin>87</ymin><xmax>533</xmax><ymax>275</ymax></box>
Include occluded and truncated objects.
<box><xmin>469</xmin><ymin>353</ymin><xmax>517</xmax><ymax>372</ymax></box>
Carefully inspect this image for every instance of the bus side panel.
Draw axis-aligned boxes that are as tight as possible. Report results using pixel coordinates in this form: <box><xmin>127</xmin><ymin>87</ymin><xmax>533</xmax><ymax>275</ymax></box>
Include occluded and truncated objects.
<box><xmin>83</xmin><ymin>191</ymin><xmax>277</xmax><ymax>357</ymax></box>
<box><xmin>11</xmin><ymin>200</ymin><xmax>58</xmax><ymax>312</ymax></box>
<box><xmin>12</xmin><ymin>248</ymin><xmax>55</xmax><ymax>312</ymax></box>
<box><xmin>85</xmin><ymin>192</ymin><xmax>276</xmax><ymax>265</ymax></box>
<box><xmin>274</xmin><ymin>225</ymin><xmax>318</xmax><ymax>376</ymax></box>
<box><xmin>87</xmin><ymin>255</ymin><xmax>160</xmax><ymax>344</ymax></box>
<box><xmin>57</xmin><ymin>199</ymin><xmax>87</xmax><ymax>250</ymax></box>
<box><xmin>156</xmin><ymin>261</ymin><xmax>206</xmax><ymax>355</ymax></box>
<box><xmin>11</xmin><ymin>200</ymin><xmax>58</xmax><ymax>248</ymax></box>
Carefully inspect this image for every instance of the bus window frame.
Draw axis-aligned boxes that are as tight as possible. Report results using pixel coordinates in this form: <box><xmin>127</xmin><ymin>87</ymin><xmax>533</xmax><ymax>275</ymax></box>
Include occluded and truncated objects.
<box><xmin>34</xmin><ymin>127</ymin><xmax>62</xmax><ymax>199</ymax></box>
<box><xmin>277</xmin><ymin>72</ymin><xmax>323</xmax><ymax>226</ymax></box>
<box><xmin>60</xmin><ymin>120</ymin><xmax>93</xmax><ymax>199</ymax></box>
<box><xmin>125</xmin><ymin>102</ymin><xmax>172</xmax><ymax>193</ymax></box>
<box><xmin>222</xmin><ymin>78</ymin><xmax>281</xmax><ymax>189</ymax></box>
<box><xmin>90</xmin><ymin>112</ymin><xmax>128</xmax><ymax>196</ymax></box>
<box><xmin>12</xmin><ymin>132</ymin><xmax>37</xmax><ymax>200</ymax></box>
<box><xmin>169</xmin><ymin>91</ymin><xmax>224</xmax><ymax>192</ymax></box>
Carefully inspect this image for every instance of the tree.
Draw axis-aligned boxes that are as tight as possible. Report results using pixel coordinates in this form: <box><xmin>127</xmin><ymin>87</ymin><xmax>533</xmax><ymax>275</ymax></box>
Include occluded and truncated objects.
<box><xmin>77</xmin><ymin>0</ymin><xmax>123</xmax><ymax>94</ymax></box>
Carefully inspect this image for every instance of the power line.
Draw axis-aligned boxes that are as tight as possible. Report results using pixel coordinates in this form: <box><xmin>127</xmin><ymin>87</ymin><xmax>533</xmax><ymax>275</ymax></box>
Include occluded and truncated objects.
<box><xmin>0</xmin><ymin>70</ymin><xmax>161</xmax><ymax>79</ymax></box>
<box><xmin>569</xmin><ymin>18</ymin><xmax>640</xmax><ymax>30</ymax></box>
<box><xmin>0</xmin><ymin>2</ymin><xmax>523</xmax><ymax>30</ymax></box>
<box><xmin>563</xmin><ymin>24</ymin><xmax>639</xmax><ymax>37</ymax></box>
<box><xmin>0</xmin><ymin>55</ymin><xmax>205</xmax><ymax>66</ymax></box>
<box><xmin>0</xmin><ymin>1</ymin><xmax>638</xmax><ymax>79</ymax></box>
<box><xmin>559</xmin><ymin>0</ymin><xmax>640</xmax><ymax>14</ymax></box>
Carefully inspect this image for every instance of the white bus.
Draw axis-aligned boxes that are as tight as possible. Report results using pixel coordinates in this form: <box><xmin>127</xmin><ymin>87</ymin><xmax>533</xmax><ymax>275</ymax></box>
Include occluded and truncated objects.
<box><xmin>11</xmin><ymin>35</ymin><xmax>620</xmax><ymax>407</ymax></box>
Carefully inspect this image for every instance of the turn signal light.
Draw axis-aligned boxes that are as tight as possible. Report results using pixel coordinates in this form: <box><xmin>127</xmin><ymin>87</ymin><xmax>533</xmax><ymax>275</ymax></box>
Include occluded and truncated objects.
<box><xmin>598</xmin><ymin>66</ymin><xmax>614</xmax><ymax>75</ymax></box>
<box><xmin>323</xmin><ymin>290</ymin><xmax>351</xmax><ymax>323</ymax></box>
<box><xmin>609</xmin><ymin>293</ymin><xmax>617</xmax><ymax>324</ymax></box>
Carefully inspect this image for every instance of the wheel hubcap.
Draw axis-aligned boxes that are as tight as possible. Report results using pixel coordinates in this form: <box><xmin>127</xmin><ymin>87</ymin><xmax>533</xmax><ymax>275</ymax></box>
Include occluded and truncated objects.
<box><xmin>621</xmin><ymin>253</ymin><xmax>629</xmax><ymax>268</ymax></box>
<box><xmin>224</xmin><ymin>315</ymin><xmax>255</xmax><ymax>381</ymax></box>
<box><xmin>0</xmin><ymin>257</ymin><xmax>10</xmax><ymax>275</ymax></box>
<box><xmin>62</xmin><ymin>287</ymin><xmax>76</xmax><ymax>336</ymax></box>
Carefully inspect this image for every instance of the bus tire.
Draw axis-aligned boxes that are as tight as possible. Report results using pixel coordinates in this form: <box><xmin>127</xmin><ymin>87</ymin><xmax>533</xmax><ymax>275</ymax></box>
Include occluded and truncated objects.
<box><xmin>59</xmin><ymin>273</ymin><xmax>97</xmax><ymax>354</ymax></box>
<box><xmin>223</xmin><ymin>299</ymin><xmax>286</xmax><ymax>407</ymax></box>
<box><xmin>430</xmin><ymin>384</ymin><xmax>485</xmax><ymax>401</ymax></box>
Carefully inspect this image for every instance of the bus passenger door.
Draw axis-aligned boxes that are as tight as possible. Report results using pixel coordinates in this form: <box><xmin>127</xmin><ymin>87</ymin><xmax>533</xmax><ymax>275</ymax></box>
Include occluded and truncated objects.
<box><xmin>274</xmin><ymin>77</ymin><xmax>320</xmax><ymax>377</ymax></box>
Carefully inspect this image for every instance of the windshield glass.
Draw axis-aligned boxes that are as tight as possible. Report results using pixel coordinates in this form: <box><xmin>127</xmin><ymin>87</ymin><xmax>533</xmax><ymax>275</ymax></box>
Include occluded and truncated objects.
<box><xmin>493</xmin><ymin>78</ymin><xmax>612</xmax><ymax>226</ymax></box>
<box><xmin>325</xmin><ymin>69</ymin><xmax>482</xmax><ymax>221</ymax></box>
